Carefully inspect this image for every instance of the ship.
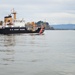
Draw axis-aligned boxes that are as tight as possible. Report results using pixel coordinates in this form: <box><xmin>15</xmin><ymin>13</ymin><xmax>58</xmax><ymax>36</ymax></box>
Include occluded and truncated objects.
<box><xmin>0</xmin><ymin>9</ymin><xmax>45</xmax><ymax>34</ymax></box>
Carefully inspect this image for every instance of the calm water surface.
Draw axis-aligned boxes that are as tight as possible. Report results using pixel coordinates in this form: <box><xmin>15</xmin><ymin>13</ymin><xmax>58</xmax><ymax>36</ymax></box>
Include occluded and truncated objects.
<box><xmin>0</xmin><ymin>30</ymin><xmax>75</xmax><ymax>75</ymax></box>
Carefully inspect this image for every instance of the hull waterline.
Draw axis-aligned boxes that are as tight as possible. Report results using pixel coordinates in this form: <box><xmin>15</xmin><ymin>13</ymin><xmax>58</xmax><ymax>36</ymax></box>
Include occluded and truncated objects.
<box><xmin>0</xmin><ymin>27</ymin><xmax>45</xmax><ymax>34</ymax></box>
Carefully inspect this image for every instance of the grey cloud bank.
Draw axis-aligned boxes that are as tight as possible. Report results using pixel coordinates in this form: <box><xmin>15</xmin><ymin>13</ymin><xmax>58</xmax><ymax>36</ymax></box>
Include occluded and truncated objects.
<box><xmin>0</xmin><ymin>0</ymin><xmax>75</xmax><ymax>24</ymax></box>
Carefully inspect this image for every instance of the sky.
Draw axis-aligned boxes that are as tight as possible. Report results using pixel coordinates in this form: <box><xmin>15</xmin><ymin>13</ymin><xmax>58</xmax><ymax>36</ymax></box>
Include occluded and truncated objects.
<box><xmin>0</xmin><ymin>0</ymin><xmax>75</xmax><ymax>24</ymax></box>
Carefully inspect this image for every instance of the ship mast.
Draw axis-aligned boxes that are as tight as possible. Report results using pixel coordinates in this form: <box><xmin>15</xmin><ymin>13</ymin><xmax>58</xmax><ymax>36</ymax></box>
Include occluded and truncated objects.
<box><xmin>11</xmin><ymin>8</ymin><xmax>17</xmax><ymax>20</ymax></box>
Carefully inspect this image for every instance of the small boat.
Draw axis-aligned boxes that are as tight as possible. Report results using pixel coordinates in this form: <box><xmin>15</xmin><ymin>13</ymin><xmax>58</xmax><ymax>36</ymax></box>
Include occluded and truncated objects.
<box><xmin>0</xmin><ymin>9</ymin><xmax>45</xmax><ymax>34</ymax></box>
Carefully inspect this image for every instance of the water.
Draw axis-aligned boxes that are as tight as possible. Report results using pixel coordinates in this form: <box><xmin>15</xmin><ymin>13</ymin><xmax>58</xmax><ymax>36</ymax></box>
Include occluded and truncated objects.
<box><xmin>0</xmin><ymin>30</ymin><xmax>75</xmax><ymax>75</ymax></box>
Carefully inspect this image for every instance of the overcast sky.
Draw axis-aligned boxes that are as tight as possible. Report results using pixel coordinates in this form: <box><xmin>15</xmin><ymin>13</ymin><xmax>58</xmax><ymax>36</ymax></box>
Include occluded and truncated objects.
<box><xmin>0</xmin><ymin>0</ymin><xmax>75</xmax><ymax>24</ymax></box>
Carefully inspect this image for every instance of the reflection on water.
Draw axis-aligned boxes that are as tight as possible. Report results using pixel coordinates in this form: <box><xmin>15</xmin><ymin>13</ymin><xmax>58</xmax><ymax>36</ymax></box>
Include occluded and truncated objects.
<box><xmin>4</xmin><ymin>35</ymin><xmax>15</xmax><ymax>46</ymax></box>
<box><xmin>0</xmin><ymin>35</ymin><xmax>15</xmax><ymax>65</ymax></box>
<box><xmin>0</xmin><ymin>34</ymin><xmax>45</xmax><ymax>65</ymax></box>
<box><xmin>0</xmin><ymin>50</ymin><xmax>14</xmax><ymax>65</ymax></box>
<box><xmin>0</xmin><ymin>31</ymin><xmax>75</xmax><ymax>75</ymax></box>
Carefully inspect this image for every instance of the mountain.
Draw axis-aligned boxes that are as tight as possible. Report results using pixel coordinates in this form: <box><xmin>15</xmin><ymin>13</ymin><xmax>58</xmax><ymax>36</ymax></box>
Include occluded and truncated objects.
<box><xmin>51</xmin><ymin>24</ymin><xmax>75</xmax><ymax>30</ymax></box>
<box><xmin>36</xmin><ymin>21</ymin><xmax>54</xmax><ymax>30</ymax></box>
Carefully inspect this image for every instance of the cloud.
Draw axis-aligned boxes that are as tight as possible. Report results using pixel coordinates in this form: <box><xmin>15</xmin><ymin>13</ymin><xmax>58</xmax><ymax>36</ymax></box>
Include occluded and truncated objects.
<box><xmin>32</xmin><ymin>12</ymin><xmax>75</xmax><ymax>24</ymax></box>
<box><xmin>0</xmin><ymin>0</ymin><xmax>75</xmax><ymax>24</ymax></box>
